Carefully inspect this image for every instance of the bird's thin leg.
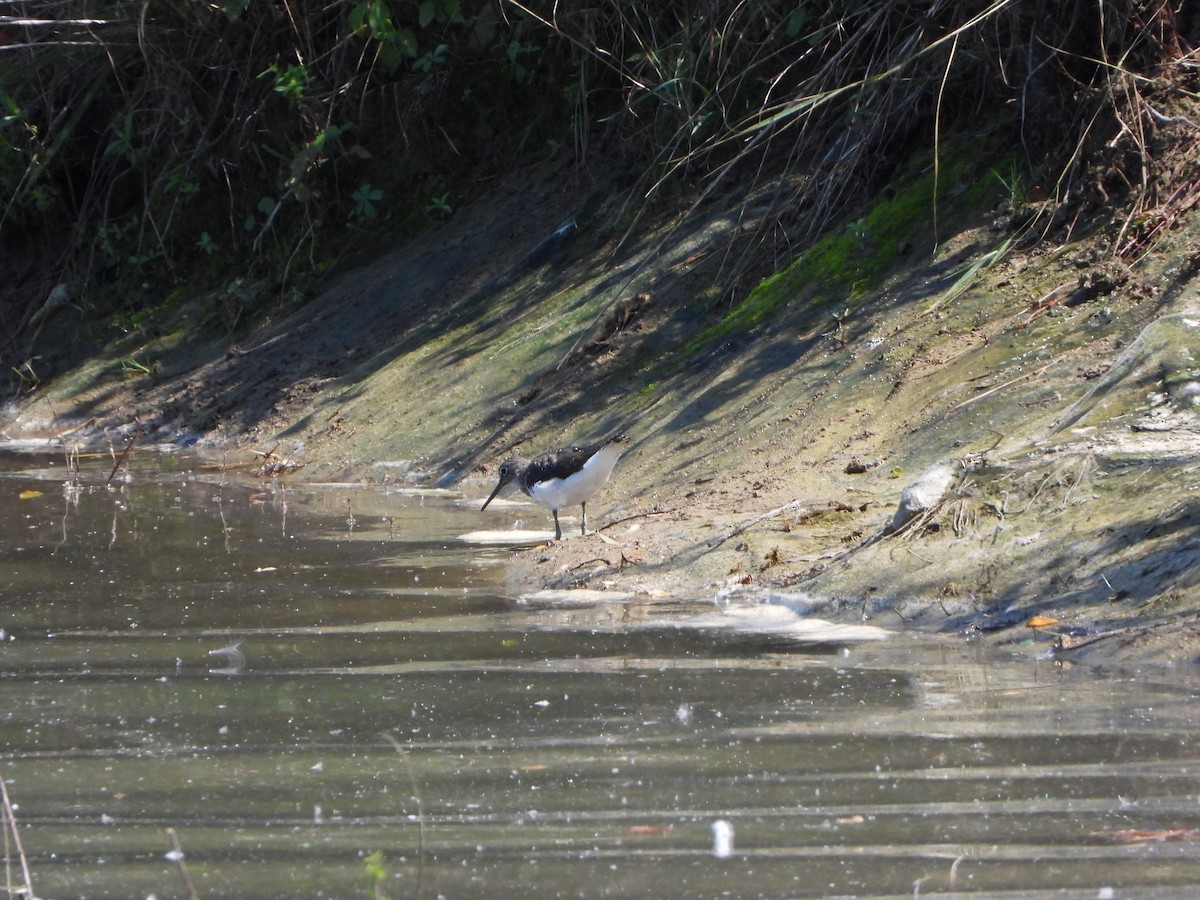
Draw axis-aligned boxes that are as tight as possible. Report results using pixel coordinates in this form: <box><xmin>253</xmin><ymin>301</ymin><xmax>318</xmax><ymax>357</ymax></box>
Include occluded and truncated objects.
<box><xmin>580</xmin><ymin>502</ymin><xmax>588</xmax><ymax>535</ymax></box>
<box><xmin>553</xmin><ymin>510</ymin><xmax>562</xmax><ymax>541</ymax></box>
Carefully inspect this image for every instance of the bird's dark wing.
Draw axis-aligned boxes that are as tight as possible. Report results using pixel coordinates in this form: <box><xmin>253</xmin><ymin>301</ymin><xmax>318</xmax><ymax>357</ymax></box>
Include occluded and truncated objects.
<box><xmin>523</xmin><ymin>440</ymin><xmax>609</xmax><ymax>485</ymax></box>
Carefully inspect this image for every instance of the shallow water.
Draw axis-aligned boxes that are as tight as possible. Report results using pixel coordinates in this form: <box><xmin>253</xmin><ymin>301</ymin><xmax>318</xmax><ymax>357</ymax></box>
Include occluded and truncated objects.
<box><xmin>1</xmin><ymin>446</ymin><xmax>1199</xmax><ymax>899</ymax></box>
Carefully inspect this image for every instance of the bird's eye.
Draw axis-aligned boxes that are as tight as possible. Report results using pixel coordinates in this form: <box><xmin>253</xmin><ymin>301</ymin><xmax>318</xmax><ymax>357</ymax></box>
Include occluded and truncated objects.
<box><xmin>499</xmin><ymin>466</ymin><xmax>508</xmax><ymax>476</ymax></box>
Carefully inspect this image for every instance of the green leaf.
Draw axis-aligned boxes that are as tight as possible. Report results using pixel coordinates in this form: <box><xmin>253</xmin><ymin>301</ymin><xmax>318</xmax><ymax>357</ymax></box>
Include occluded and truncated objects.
<box><xmin>377</xmin><ymin>41</ymin><xmax>403</xmax><ymax>73</ymax></box>
<box><xmin>366</xmin><ymin>0</ymin><xmax>392</xmax><ymax>34</ymax></box>
<box><xmin>786</xmin><ymin>8</ymin><xmax>808</xmax><ymax>38</ymax></box>
<box><xmin>222</xmin><ymin>0</ymin><xmax>252</xmax><ymax>22</ymax></box>
<box><xmin>419</xmin><ymin>0</ymin><xmax>436</xmax><ymax>28</ymax></box>
<box><xmin>394</xmin><ymin>27</ymin><xmax>419</xmax><ymax>57</ymax></box>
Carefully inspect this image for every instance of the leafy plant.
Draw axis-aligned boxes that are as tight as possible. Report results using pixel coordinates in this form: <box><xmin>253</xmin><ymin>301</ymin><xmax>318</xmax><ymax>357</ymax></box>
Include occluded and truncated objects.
<box><xmin>120</xmin><ymin>357</ymin><xmax>153</xmax><ymax>376</ymax></box>
<box><xmin>221</xmin><ymin>0</ymin><xmax>251</xmax><ymax>21</ymax></box>
<box><xmin>350</xmin><ymin>183</ymin><xmax>384</xmax><ymax>225</ymax></box>
<box><xmin>502</xmin><ymin>39</ymin><xmax>539</xmax><ymax>84</ymax></box>
<box><xmin>361</xmin><ymin>849</ymin><xmax>390</xmax><ymax>900</ymax></box>
<box><xmin>349</xmin><ymin>0</ymin><xmax>419</xmax><ymax>71</ymax></box>
<box><xmin>414</xmin><ymin>43</ymin><xmax>449</xmax><ymax>73</ymax></box>
<box><xmin>424</xmin><ymin>193</ymin><xmax>451</xmax><ymax>217</ymax></box>
<box><xmin>261</xmin><ymin>60</ymin><xmax>312</xmax><ymax>106</ymax></box>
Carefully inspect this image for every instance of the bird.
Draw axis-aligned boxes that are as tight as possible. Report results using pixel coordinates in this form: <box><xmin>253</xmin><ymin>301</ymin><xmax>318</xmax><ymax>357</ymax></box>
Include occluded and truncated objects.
<box><xmin>481</xmin><ymin>433</ymin><xmax>631</xmax><ymax>540</ymax></box>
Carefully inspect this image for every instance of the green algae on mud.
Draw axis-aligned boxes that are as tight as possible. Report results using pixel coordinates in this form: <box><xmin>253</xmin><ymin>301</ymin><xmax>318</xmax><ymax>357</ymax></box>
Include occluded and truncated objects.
<box><xmin>691</xmin><ymin>143</ymin><xmax>999</xmax><ymax>353</ymax></box>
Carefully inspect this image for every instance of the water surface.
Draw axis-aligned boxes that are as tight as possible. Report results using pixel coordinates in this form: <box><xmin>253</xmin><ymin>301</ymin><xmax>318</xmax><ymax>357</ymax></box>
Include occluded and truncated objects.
<box><xmin>2</xmin><ymin>447</ymin><xmax>1198</xmax><ymax>898</ymax></box>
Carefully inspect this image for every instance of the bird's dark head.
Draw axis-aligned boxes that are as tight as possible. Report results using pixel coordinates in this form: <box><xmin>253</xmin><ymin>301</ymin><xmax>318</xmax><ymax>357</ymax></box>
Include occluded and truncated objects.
<box><xmin>481</xmin><ymin>457</ymin><xmax>523</xmax><ymax>511</ymax></box>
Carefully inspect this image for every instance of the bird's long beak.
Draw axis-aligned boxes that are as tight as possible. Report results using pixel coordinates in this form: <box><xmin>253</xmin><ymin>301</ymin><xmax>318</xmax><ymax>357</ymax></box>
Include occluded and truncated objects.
<box><xmin>481</xmin><ymin>480</ymin><xmax>504</xmax><ymax>511</ymax></box>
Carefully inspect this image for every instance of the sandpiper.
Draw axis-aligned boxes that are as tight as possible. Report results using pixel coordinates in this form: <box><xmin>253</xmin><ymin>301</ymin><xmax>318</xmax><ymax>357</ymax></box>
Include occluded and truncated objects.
<box><xmin>481</xmin><ymin>433</ymin><xmax>631</xmax><ymax>540</ymax></box>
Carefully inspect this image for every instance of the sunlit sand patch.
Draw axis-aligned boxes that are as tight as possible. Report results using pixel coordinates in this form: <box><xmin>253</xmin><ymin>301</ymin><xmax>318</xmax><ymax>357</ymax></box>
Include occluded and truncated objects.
<box><xmin>301</xmin><ymin>481</ymin><xmax>459</xmax><ymax>493</ymax></box>
<box><xmin>0</xmin><ymin>436</ymin><xmax>185</xmax><ymax>454</ymax></box>
<box><xmin>460</xmin><ymin>528</ymin><xmax>557</xmax><ymax>543</ymax></box>
<box><xmin>511</xmin><ymin>589</ymin><xmax>890</xmax><ymax>644</ymax></box>
<box><xmin>465</xmin><ymin>495</ymin><xmax>527</xmax><ymax>508</ymax></box>
<box><xmin>674</xmin><ymin>602</ymin><xmax>890</xmax><ymax>643</ymax></box>
<box><xmin>378</xmin><ymin>485</ymin><xmax>459</xmax><ymax>497</ymax></box>
<box><xmin>518</xmin><ymin>589</ymin><xmax>636</xmax><ymax>607</ymax></box>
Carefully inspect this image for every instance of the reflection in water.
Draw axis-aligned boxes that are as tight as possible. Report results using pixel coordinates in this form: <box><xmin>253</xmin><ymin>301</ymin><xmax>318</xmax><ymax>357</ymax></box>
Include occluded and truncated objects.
<box><xmin>1</xmin><ymin>447</ymin><xmax>1199</xmax><ymax>899</ymax></box>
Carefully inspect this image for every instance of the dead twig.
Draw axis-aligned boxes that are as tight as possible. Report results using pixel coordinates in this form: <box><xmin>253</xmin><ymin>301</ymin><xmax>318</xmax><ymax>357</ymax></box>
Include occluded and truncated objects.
<box><xmin>1</xmin><ymin>774</ymin><xmax>37</xmax><ymax>900</ymax></box>
<box><xmin>251</xmin><ymin>444</ymin><xmax>306</xmax><ymax>477</ymax></box>
<box><xmin>598</xmin><ymin>508</ymin><xmax>677</xmax><ymax>532</ymax></box>
<box><xmin>707</xmin><ymin>500</ymin><xmax>809</xmax><ymax>548</ymax></box>
<box><xmin>382</xmin><ymin>732</ymin><xmax>425</xmax><ymax>899</ymax></box>
<box><xmin>948</xmin><ymin>363</ymin><xmax>1052</xmax><ymax>413</ymax></box>
<box><xmin>1052</xmin><ymin>627</ymin><xmax>1140</xmax><ymax>653</ymax></box>
<box><xmin>948</xmin><ymin>853</ymin><xmax>965</xmax><ymax>888</ymax></box>
<box><xmin>106</xmin><ymin>434</ymin><xmax>136</xmax><ymax>484</ymax></box>
<box><xmin>165</xmin><ymin>827</ymin><xmax>199</xmax><ymax>900</ymax></box>
<box><xmin>1019</xmin><ymin>281</ymin><xmax>1075</xmax><ymax>328</ymax></box>
<box><xmin>571</xmin><ymin>556</ymin><xmax>614</xmax><ymax>571</ymax></box>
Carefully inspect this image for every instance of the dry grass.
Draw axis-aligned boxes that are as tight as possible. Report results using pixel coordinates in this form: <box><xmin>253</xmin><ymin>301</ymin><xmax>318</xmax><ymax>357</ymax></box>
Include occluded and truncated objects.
<box><xmin>513</xmin><ymin>0</ymin><xmax>1197</xmax><ymax>290</ymax></box>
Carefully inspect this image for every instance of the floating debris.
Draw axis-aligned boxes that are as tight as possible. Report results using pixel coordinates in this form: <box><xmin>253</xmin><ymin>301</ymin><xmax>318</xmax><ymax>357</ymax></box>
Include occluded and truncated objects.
<box><xmin>711</xmin><ymin>819</ymin><xmax>734</xmax><ymax>859</ymax></box>
<box><xmin>208</xmin><ymin>640</ymin><xmax>246</xmax><ymax>675</ymax></box>
<box><xmin>251</xmin><ymin>444</ymin><xmax>305</xmax><ymax>477</ymax></box>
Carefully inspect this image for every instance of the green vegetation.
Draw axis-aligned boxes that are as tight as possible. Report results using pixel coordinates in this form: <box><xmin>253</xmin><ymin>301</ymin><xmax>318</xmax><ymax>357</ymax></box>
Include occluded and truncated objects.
<box><xmin>687</xmin><ymin>144</ymin><xmax>996</xmax><ymax>349</ymax></box>
<box><xmin>119</xmin><ymin>357</ymin><xmax>154</xmax><ymax>377</ymax></box>
<box><xmin>1</xmin><ymin>1</ymin><xmax>1190</xmax><ymax>384</ymax></box>
<box><xmin>1</xmin><ymin>0</ymin><xmax>571</xmax><ymax>335</ymax></box>
<box><xmin>360</xmin><ymin>849</ymin><xmax>391</xmax><ymax>899</ymax></box>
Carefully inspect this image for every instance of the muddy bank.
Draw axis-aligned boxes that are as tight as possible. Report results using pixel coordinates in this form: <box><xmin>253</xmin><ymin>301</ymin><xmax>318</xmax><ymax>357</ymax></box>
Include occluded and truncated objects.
<box><xmin>6</xmin><ymin>154</ymin><xmax>1200</xmax><ymax>664</ymax></box>
<box><xmin>480</xmin><ymin>258</ymin><xmax>1200</xmax><ymax>666</ymax></box>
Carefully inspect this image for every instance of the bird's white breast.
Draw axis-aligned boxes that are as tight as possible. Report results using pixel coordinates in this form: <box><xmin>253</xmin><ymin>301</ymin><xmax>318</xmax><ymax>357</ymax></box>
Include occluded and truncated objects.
<box><xmin>527</xmin><ymin>442</ymin><xmax>624</xmax><ymax>511</ymax></box>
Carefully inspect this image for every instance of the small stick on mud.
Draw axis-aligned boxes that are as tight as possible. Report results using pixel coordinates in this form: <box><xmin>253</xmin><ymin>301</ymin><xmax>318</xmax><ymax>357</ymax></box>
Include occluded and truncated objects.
<box><xmin>707</xmin><ymin>500</ymin><xmax>809</xmax><ymax>548</ymax></box>
<box><xmin>948</xmin><ymin>363</ymin><xmax>1052</xmax><ymax>413</ymax></box>
<box><xmin>1053</xmin><ymin>626</ymin><xmax>1144</xmax><ymax>654</ymax></box>
<box><xmin>571</xmin><ymin>556</ymin><xmax>614</xmax><ymax>572</ymax></box>
<box><xmin>973</xmin><ymin>427</ymin><xmax>1005</xmax><ymax>461</ymax></box>
<box><xmin>598</xmin><ymin>508</ymin><xmax>677</xmax><ymax>532</ymax></box>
